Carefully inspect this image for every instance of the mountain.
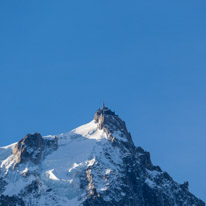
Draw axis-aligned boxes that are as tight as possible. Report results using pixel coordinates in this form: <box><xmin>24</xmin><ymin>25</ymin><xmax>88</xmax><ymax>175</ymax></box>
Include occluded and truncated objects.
<box><xmin>0</xmin><ymin>106</ymin><xmax>204</xmax><ymax>206</ymax></box>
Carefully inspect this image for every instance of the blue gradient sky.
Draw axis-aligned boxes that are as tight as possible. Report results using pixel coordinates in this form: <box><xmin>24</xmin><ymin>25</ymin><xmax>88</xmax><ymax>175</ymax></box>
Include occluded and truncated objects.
<box><xmin>0</xmin><ymin>0</ymin><xmax>206</xmax><ymax>201</ymax></box>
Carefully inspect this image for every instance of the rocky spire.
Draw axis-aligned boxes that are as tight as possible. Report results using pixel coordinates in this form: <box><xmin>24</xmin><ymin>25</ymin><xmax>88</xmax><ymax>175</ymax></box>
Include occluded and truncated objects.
<box><xmin>94</xmin><ymin>105</ymin><xmax>119</xmax><ymax>130</ymax></box>
<box><xmin>94</xmin><ymin>105</ymin><xmax>135</xmax><ymax>152</ymax></box>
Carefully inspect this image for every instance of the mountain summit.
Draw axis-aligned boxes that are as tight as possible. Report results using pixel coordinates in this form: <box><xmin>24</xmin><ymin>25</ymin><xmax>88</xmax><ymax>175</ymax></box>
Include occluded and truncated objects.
<box><xmin>0</xmin><ymin>106</ymin><xmax>204</xmax><ymax>206</ymax></box>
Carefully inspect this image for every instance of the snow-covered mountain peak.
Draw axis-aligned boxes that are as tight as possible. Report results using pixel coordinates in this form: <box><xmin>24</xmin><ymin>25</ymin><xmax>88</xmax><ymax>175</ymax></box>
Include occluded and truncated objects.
<box><xmin>0</xmin><ymin>106</ymin><xmax>204</xmax><ymax>206</ymax></box>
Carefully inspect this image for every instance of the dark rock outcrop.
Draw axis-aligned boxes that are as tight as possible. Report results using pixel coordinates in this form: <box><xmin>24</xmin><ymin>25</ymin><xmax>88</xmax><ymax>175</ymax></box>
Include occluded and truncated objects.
<box><xmin>0</xmin><ymin>195</ymin><xmax>25</xmax><ymax>206</ymax></box>
<box><xmin>136</xmin><ymin>146</ymin><xmax>154</xmax><ymax>170</ymax></box>
<box><xmin>12</xmin><ymin>132</ymin><xmax>58</xmax><ymax>167</ymax></box>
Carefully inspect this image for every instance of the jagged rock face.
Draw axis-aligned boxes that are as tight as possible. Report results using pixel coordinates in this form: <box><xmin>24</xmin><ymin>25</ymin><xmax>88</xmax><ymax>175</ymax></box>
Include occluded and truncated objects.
<box><xmin>94</xmin><ymin>106</ymin><xmax>135</xmax><ymax>153</ymax></box>
<box><xmin>0</xmin><ymin>107</ymin><xmax>204</xmax><ymax>206</ymax></box>
<box><xmin>12</xmin><ymin>133</ymin><xmax>45</xmax><ymax>165</ymax></box>
<box><xmin>12</xmin><ymin>133</ymin><xmax>58</xmax><ymax>167</ymax></box>
<box><xmin>94</xmin><ymin>106</ymin><xmax>129</xmax><ymax>136</ymax></box>
<box><xmin>136</xmin><ymin>146</ymin><xmax>154</xmax><ymax>171</ymax></box>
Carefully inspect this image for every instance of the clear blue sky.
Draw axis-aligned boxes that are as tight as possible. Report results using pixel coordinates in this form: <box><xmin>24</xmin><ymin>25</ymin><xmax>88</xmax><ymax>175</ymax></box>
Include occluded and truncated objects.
<box><xmin>0</xmin><ymin>0</ymin><xmax>206</xmax><ymax>201</ymax></box>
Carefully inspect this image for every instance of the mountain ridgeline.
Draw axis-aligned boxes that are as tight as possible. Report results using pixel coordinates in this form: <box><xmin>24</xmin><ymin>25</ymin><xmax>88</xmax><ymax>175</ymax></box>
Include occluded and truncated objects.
<box><xmin>0</xmin><ymin>106</ymin><xmax>204</xmax><ymax>206</ymax></box>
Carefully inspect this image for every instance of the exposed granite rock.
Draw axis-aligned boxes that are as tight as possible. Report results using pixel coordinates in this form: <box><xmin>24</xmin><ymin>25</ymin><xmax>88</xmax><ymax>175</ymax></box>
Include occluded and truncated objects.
<box><xmin>94</xmin><ymin>106</ymin><xmax>129</xmax><ymax>136</ymax></box>
<box><xmin>94</xmin><ymin>106</ymin><xmax>135</xmax><ymax>153</ymax></box>
<box><xmin>13</xmin><ymin>133</ymin><xmax>45</xmax><ymax>165</ymax></box>
<box><xmin>136</xmin><ymin>146</ymin><xmax>154</xmax><ymax>170</ymax></box>
<box><xmin>12</xmin><ymin>133</ymin><xmax>58</xmax><ymax>168</ymax></box>
<box><xmin>181</xmin><ymin>181</ymin><xmax>189</xmax><ymax>191</ymax></box>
